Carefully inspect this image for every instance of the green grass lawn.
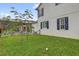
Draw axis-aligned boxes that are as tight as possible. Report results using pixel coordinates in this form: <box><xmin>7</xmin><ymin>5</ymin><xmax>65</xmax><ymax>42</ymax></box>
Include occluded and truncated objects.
<box><xmin>0</xmin><ymin>34</ymin><xmax>79</xmax><ymax>56</ymax></box>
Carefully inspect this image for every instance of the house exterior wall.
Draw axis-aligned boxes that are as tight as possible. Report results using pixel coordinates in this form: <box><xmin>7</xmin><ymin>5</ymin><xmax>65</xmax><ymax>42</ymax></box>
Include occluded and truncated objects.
<box><xmin>37</xmin><ymin>3</ymin><xmax>79</xmax><ymax>39</ymax></box>
<box><xmin>32</xmin><ymin>22</ymin><xmax>39</xmax><ymax>32</ymax></box>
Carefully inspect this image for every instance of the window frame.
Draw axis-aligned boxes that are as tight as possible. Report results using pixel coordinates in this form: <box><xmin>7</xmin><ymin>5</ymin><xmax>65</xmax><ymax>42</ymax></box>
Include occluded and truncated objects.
<box><xmin>38</xmin><ymin>8</ymin><xmax>44</xmax><ymax>18</ymax></box>
<box><xmin>57</xmin><ymin>17</ymin><xmax>69</xmax><ymax>30</ymax></box>
<box><xmin>40</xmin><ymin>21</ymin><xmax>49</xmax><ymax>29</ymax></box>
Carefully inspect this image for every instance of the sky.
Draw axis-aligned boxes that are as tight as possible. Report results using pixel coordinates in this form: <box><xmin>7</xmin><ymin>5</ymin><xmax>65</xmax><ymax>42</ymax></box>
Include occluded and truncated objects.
<box><xmin>0</xmin><ymin>3</ymin><xmax>39</xmax><ymax>21</ymax></box>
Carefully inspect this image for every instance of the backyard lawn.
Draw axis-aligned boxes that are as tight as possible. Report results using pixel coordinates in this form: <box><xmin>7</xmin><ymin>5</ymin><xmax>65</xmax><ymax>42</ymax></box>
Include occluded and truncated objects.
<box><xmin>0</xmin><ymin>34</ymin><xmax>79</xmax><ymax>56</ymax></box>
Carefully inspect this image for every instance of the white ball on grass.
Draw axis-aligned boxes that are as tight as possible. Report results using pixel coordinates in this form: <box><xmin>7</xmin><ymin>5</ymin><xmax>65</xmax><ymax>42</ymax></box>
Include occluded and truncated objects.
<box><xmin>45</xmin><ymin>48</ymin><xmax>48</xmax><ymax>51</ymax></box>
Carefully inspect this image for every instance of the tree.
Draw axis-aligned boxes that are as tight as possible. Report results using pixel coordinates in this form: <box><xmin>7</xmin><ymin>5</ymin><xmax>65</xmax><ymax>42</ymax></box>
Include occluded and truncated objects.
<box><xmin>10</xmin><ymin>7</ymin><xmax>33</xmax><ymax>32</ymax></box>
<box><xmin>2</xmin><ymin>16</ymin><xmax>11</xmax><ymax>28</ymax></box>
<box><xmin>2</xmin><ymin>16</ymin><xmax>11</xmax><ymax>21</ymax></box>
<box><xmin>10</xmin><ymin>7</ymin><xmax>33</xmax><ymax>39</ymax></box>
<box><xmin>10</xmin><ymin>7</ymin><xmax>33</xmax><ymax>21</ymax></box>
<box><xmin>2</xmin><ymin>16</ymin><xmax>21</xmax><ymax>34</ymax></box>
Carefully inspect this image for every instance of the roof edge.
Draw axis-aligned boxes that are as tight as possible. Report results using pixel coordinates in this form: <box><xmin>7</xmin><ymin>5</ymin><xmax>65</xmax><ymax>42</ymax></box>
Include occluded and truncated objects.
<box><xmin>35</xmin><ymin>3</ymin><xmax>42</xmax><ymax>10</ymax></box>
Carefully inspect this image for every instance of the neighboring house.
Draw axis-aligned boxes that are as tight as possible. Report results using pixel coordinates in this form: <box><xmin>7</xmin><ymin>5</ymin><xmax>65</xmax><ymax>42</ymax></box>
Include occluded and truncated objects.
<box><xmin>36</xmin><ymin>3</ymin><xmax>79</xmax><ymax>39</ymax></box>
<box><xmin>19</xmin><ymin>20</ymin><xmax>34</xmax><ymax>33</ymax></box>
<box><xmin>0</xmin><ymin>19</ymin><xmax>35</xmax><ymax>34</ymax></box>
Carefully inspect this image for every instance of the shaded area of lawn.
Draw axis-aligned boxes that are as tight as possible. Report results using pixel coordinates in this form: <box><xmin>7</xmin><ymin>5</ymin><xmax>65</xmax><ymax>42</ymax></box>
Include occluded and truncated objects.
<box><xmin>0</xmin><ymin>34</ymin><xmax>79</xmax><ymax>56</ymax></box>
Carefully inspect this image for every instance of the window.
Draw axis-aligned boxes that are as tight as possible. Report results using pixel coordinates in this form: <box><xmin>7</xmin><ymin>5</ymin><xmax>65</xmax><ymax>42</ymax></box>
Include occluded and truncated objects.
<box><xmin>57</xmin><ymin>17</ymin><xmax>69</xmax><ymax>30</ymax></box>
<box><xmin>60</xmin><ymin>18</ymin><xmax>65</xmax><ymax>29</ymax></box>
<box><xmin>40</xmin><ymin>21</ymin><xmax>49</xmax><ymax>29</ymax></box>
<box><xmin>38</xmin><ymin>8</ymin><xmax>44</xmax><ymax>17</ymax></box>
